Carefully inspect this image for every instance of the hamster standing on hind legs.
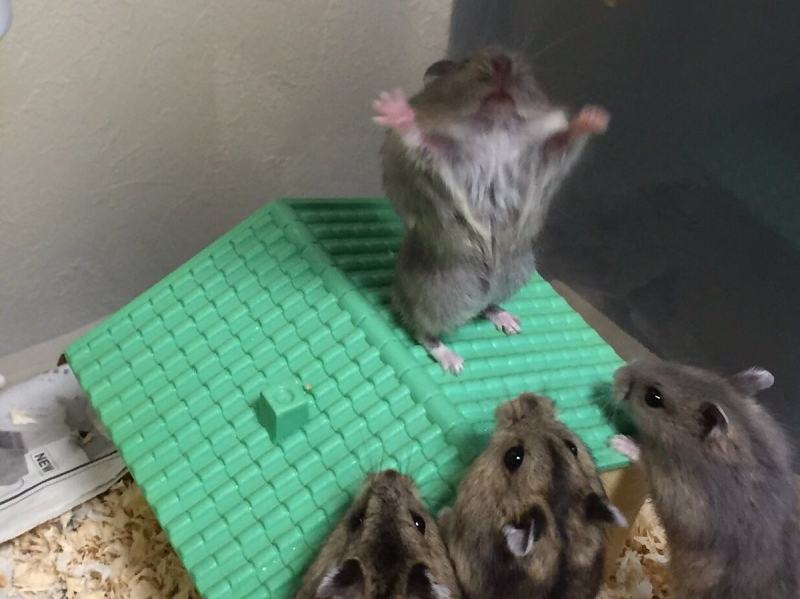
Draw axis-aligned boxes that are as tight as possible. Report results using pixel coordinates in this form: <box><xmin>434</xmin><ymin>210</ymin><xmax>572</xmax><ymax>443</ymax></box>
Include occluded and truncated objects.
<box><xmin>373</xmin><ymin>47</ymin><xmax>609</xmax><ymax>374</ymax></box>
<box><xmin>439</xmin><ymin>393</ymin><xmax>625</xmax><ymax>599</ymax></box>
<box><xmin>296</xmin><ymin>469</ymin><xmax>460</xmax><ymax>599</ymax></box>
<box><xmin>610</xmin><ymin>359</ymin><xmax>800</xmax><ymax>599</ymax></box>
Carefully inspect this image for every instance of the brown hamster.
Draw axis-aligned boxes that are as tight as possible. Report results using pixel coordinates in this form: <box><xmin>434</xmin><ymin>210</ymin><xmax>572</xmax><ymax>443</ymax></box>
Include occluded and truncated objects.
<box><xmin>372</xmin><ymin>47</ymin><xmax>609</xmax><ymax>374</ymax></box>
<box><xmin>295</xmin><ymin>469</ymin><xmax>461</xmax><ymax>599</ymax></box>
<box><xmin>611</xmin><ymin>359</ymin><xmax>800</xmax><ymax>599</ymax></box>
<box><xmin>439</xmin><ymin>393</ymin><xmax>625</xmax><ymax>599</ymax></box>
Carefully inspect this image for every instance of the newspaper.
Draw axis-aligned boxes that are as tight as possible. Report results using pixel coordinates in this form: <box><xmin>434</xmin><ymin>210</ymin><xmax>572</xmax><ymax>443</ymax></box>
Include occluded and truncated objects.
<box><xmin>0</xmin><ymin>366</ymin><xmax>126</xmax><ymax>544</ymax></box>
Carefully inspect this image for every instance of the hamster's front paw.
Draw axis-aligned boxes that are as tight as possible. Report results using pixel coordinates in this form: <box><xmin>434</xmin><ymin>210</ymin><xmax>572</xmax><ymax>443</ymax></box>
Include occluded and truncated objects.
<box><xmin>372</xmin><ymin>89</ymin><xmax>416</xmax><ymax>134</ymax></box>
<box><xmin>571</xmin><ymin>105</ymin><xmax>610</xmax><ymax>135</ymax></box>
<box><xmin>610</xmin><ymin>434</ymin><xmax>641</xmax><ymax>462</ymax></box>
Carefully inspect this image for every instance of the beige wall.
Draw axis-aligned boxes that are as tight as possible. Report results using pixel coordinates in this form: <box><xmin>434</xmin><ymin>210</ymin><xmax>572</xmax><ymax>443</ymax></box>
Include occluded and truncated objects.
<box><xmin>0</xmin><ymin>0</ymin><xmax>452</xmax><ymax>357</ymax></box>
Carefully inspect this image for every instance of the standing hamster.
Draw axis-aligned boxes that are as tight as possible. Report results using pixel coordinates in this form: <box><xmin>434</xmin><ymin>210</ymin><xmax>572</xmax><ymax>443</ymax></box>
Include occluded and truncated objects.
<box><xmin>372</xmin><ymin>47</ymin><xmax>609</xmax><ymax>374</ymax></box>
<box><xmin>611</xmin><ymin>359</ymin><xmax>800</xmax><ymax>599</ymax></box>
<box><xmin>439</xmin><ymin>393</ymin><xmax>625</xmax><ymax>599</ymax></box>
<box><xmin>296</xmin><ymin>469</ymin><xmax>461</xmax><ymax>599</ymax></box>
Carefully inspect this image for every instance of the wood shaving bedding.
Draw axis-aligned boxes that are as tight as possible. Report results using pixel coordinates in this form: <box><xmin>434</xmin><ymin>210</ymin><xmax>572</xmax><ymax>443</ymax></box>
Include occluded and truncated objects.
<box><xmin>2</xmin><ymin>477</ymin><xmax>196</xmax><ymax>599</ymax></box>
<box><xmin>600</xmin><ymin>500</ymin><xmax>671</xmax><ymax>598</ymax></box>
<box><xmin>2</xmin><ymin>477</ymin><xmax>670</xmax><ymax>598</ymax></box>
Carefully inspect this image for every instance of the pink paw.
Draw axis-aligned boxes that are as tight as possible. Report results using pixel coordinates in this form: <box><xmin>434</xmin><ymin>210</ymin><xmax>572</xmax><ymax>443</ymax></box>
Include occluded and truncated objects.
<box><xmin>372</xmin><ymin>89</ymin><xmax>416</xmax><ymax>134</ymax></box>
<box><xmin>610</xmin><ymin>434</ymin><xmax>641</xmax><ymax>463</ymax></box>
<box><xmin>427</xmin><ymin>342</ymin><xmax>465</xmax><ymax>375</ymax></box>
<box><xmin>571</xmin><ymin>105</ymin><xmax>610</xmax><ymax>135</ymax></box>
<box><xmin>484</xmin><ymin>306</ymin><xmax>522</xmax><ymax>335</ymax></box>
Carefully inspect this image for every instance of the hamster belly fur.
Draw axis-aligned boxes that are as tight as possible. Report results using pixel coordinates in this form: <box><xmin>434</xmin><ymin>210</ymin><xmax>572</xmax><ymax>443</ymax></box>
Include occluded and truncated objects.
<box><xmin>389</xmin><ymin>126</ymin><xmax>547</xmax><ymax>340</ymax></box>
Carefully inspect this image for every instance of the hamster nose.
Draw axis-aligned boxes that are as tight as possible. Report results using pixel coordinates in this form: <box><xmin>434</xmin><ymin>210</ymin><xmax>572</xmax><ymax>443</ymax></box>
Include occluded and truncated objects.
<box><xmin>491</xmin><ymin>55</ymin><xmax>512</xmax><ymax>77</ymax></box>
<box><xmin>384</xmin><ymin>469</ymin><xmax>400</xmax><ymax>479</ymax></box>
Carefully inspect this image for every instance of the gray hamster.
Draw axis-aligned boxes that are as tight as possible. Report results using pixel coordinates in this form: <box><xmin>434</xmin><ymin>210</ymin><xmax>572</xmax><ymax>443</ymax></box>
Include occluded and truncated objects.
<box><xmin>373</xmin><ymin>47</ymin><xmax>608</xmax><ymax>374</ymax></box>
<box><xmin>439</xmin><ymin>393</ymin><xmax>625</xmax><ymax>599</ymax></box>
<box><xmin>611</xmin><ymin>359</ymin><xmax>800</xmax><ymax>599</ymax></box>
<box><xmin>295</xmin><ymin>469</ymin><xmax>461</xmax><ymax>599</ymax></box>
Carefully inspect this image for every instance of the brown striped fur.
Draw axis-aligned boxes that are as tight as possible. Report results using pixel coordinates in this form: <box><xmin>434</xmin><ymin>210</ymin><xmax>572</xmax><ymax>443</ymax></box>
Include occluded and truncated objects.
<box><xmin>439</xmin><ymin>394</ymin><xmax>621</xmax><ymax>599</ymax></box>
<box><xmin>296</xmin><ymin>470</ymin><xmax>461</xmax><ymax>599</ymax></box>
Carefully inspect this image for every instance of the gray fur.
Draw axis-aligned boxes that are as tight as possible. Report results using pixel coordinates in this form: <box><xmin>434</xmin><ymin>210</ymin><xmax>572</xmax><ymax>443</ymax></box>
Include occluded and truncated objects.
<box><xmin>614</xmin><ymin>359</ymin><xmax>800</xmax><ymax>599</ymax></box>
<box><xmin>380</xmin><ymin>48</ymin><xmax>598</xmax><ymax>343</ymax></box>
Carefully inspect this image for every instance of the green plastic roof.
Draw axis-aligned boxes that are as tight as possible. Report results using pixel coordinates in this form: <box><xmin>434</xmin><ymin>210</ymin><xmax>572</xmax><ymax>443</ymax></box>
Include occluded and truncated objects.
<box><xmin>66</xmin><ymin>198</ymin><xmax>626</xmax><ymax>598</ymax></box>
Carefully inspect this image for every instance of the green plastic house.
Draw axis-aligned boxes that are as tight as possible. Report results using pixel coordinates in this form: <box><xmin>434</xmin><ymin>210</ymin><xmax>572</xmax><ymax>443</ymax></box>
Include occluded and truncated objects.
<box><xmin>66</xmin><ymin>198</ymin><xmax>626</xmax><ymax>598</ymax></box>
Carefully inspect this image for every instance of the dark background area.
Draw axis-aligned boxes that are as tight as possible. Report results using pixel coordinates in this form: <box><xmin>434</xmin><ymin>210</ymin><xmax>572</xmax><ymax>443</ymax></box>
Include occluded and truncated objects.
<box><xmin>448</xmin><ymin>0</ymin><xmax>800</xmax><ymax>468</ymax></box>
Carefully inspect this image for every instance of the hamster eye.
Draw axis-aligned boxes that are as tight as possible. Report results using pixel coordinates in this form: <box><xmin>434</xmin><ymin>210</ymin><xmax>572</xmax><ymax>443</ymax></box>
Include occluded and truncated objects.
<box><xmin>410</xmin><ymin>510</ymin><xmax>426</xmax><ymax>535</ymax></box>
<box><xmin>349</xmin><ymin>509</ymin><xmax>365</xmax><ymax>531</ymax></box>
<box><xmin>644</xmin><ymin>386</ymin><xmax>664</xmax><ymax>408</ymax></box>
<box><xmin>563</xmin><ymin>439</ymin><xmax>578</xmax><ymax>457</ymax></box>
<box><xmin>503</xmin><ymin>445</ymin><xmax>525</xmax><ymax>472</ymax></box>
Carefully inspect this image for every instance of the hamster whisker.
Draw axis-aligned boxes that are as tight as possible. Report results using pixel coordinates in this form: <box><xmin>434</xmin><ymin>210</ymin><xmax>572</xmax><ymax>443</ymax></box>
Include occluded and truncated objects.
<box><xmin>403</xmin><ymin>450</ymin><xmax>415</xmax><ymax>476</ymax></box>
<box><xmin>365</xmin><ymin>443</ymin><xmax>385</xmax><ymax>475</ymax></box>
<box><xmin>528</xmin><ymin>24</ymin><xmax>589</xmax><ymax>63</ymax></box>
<box><xmin>516</xmin><ymin>1</ymin><xmax>564</xmax><ymax>53</ymax></box>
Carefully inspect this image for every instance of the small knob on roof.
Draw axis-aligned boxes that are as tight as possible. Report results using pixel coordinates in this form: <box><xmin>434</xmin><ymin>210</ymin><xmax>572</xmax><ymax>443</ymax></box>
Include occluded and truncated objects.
<box><xmin>257</xmin><ymin>382</ymin><xmax>309</xmax><ymax>442</ymax></box>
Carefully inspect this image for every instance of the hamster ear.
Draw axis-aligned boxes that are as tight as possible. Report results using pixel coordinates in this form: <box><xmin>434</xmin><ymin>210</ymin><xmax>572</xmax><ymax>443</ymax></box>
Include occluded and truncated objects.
<box><xmin>497</xmin><ymin>393</ymin><xmax>554</xmax><ymax>427</ymax></box>
<box><xmin>729</xmin><ymin>367</ymin><xmax>774</xmax><ymax>396</ymax></box>
<box><xmin>700</xmin><ymin>402</ymin><xmax>729</xmax><ymax>439</ymax></box>
<box><xmin>502</xmin><ymin>525</ymin><xmax>534</xmax><ymax>557</ymax></box>
<box><xmin>407</xmin><ymin>564</ymin><xmax>452</xmax><ymax>599</ymax></box>
<box><xmin>503</xmin><ymin>505</ymin><xmax>546</xmax><ymax>557</ymax></box>
<box><xmin>437</xmin><ymin>506</ymin><xmax>453</xmax><ymax>542</ymax></box>
<box><xmin>316</xmin><ymin>559</ymin><xmax>364</xmax><ymax>599</ymax></box>
<box><xmin>523</xmin><ymin>392</ymin><xmax>555</xmax><ymax>412</ymax></box>
<box><xmin>584</xmin><ymin>493</ymin><xmax>628</xmax><ymax>528</ymax></box>
<box><xmin>423</xmin><ymin>59</ymin><xmax>457</xmax><ymax>84</ymax></box>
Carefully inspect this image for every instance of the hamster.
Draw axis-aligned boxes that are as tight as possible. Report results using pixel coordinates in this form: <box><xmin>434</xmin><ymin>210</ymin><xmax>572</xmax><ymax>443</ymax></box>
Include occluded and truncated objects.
<box><xmin>296</xmin><ymin>469</ymin><xmax>461</xmax><ymax>599</ymax></box>
<box><xmin>439</xmin><ymin>393</ymin><xmax>625</xmax><ymax>599</ymax></box>
<box><xmin>610</xmin><ymin>359</ymin><xmax>800</xmax><ymax>599</ymax></box>
<box><xmin>372</xmin><ymin>47</ymin><xmax>609</xmax><ymax>374</ymax></box>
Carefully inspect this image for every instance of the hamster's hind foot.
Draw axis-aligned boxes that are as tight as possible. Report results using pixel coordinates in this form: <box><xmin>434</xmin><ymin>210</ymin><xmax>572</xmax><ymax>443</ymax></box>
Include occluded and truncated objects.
<box><xmin>483</xmin><ymin>305</ymin><xmax>522</xmax><ymax>335</ymax></box>
<box><xmin>610</xmin><ymin>434</ymin><xmax>641</xmax><ymax>462</ymax></box>
<box><xmin>422</xmin><ymin>337</ymin><xmax>465</xmax><ymax>375</ymax></box>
